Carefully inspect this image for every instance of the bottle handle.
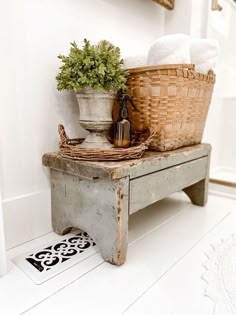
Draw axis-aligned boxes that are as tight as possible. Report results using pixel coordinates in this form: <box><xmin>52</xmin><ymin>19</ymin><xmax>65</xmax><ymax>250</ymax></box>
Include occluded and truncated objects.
<box><xmin>118</xmin><ymin>92</ymin><xmax>139</xmax><ymax>112</ymax></box>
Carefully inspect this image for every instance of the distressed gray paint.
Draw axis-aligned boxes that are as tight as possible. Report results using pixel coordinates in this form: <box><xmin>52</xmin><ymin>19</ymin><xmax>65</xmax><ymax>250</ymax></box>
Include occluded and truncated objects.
<box><xmin>51</xmin><ymin>170</ymin><xmax>129</xmax><ymax>265</ymax></box>
<box><xmin>43</xmin><ymin>144</ymin><xmax>211</xmax><ymax>265</ymax></box>
<box><xmin>183</xmin><ymin>150</ymin><xmax>211</xmax><ymax>206</ymax></box>
<box><xmin>130</xmin><ymin>157</ymin><xmax>208</xmax><ymax>214</ymax></box>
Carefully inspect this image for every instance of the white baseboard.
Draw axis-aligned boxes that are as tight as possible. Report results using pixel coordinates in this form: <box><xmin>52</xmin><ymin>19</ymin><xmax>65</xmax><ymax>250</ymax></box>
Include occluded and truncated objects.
<box><xmin>209</xmin><ymin>181</ymin><xmax>236</xmax><ymax>200</ymax></box>
<box><xmin>210</xmin><ymin>166</ymin><xmax>222</xmax><ymax>176</ymax></box>
<box><xmin>210</xmin><ymin>166</ymin><xmax>236</xmax><ymax>182</ymax></box>
<box><xmin>2</xmin><ymin>190</ymin><xmax>52</xmax><ymax>249</ymax></box>
<box><xmin>211</xmin><ymin>166</ymin><xmax>236</xmax><ymax>173</ymax></box>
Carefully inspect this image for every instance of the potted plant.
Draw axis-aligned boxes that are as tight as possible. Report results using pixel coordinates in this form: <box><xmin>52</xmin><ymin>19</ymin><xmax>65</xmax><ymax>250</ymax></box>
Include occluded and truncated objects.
<box><xmin>56</xmin><ymin>39</ymin><xmax>128</xmax><ymax>148</ymax></box>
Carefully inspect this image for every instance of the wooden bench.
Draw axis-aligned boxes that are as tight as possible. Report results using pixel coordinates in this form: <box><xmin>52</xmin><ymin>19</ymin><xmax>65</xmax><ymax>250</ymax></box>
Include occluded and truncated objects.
<box><xmin>43</xmin><ymin>143</ymin><xmax>211</xmax><ymax>265</ymax></box>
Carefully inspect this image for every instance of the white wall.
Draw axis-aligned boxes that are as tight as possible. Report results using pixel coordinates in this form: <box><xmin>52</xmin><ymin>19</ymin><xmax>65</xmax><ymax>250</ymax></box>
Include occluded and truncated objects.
<box><xmin>0</xmin><ymin>191</ymin><xmax>7</xmax><ymax>277</ymax></box>
<box><xmin>164</xmin><ymin>0</ymin><xmax>193</xmax><ymax>34</ymax></box>
<box><xmin>219</xmin><ymin>99</ymin><xmax>236</xmax><ymax>168</ymax></box>
<box><xmin>205</xmin><ymin>0</ymin><xmax>236</xmax><ymax>172</ymax></box>
<box><xmin>0</xmin><ymin>0</ymin><xmax>165</xmax><ymax>248</ymax></box>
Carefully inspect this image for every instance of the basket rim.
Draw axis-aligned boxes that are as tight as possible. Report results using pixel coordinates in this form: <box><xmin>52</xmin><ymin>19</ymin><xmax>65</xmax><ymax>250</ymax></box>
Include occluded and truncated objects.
<box><xmin>126</xmin><ymin>64</ymin><xmax>195</xmax><ymax>72</ymax></box>
<box><xmin>126</xmin><ymin>63</ymin><xmax>215</xmax><ymax>83</ymax></box>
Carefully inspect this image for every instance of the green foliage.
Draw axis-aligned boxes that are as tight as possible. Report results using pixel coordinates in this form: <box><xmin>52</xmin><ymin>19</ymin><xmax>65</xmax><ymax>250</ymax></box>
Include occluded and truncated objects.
<box><xmin>56</xmin><ymin>39</ymin><xmax>128</xmax><ymax>92</ymax></box>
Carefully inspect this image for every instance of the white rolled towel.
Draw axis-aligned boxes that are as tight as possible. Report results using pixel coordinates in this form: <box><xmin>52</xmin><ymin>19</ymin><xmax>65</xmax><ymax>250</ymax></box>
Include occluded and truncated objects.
<box><xmin>194</xmin><ymin>61</ymin><xmax>217</xmax><ymax>75</ymax></box>
<box><xmin>190</xmin><ymin>38</ymin><xmax>219</xmax><ymax>74</ymax></box>
<box><xmin>147</xmin><ymin>34</ymin><xmax>190</xmax><ymax>66</ymax></box>
<box><xmin>123</xmin><ymin>55</ymin><xmax>147</xmax><ymax>69</ymax></box>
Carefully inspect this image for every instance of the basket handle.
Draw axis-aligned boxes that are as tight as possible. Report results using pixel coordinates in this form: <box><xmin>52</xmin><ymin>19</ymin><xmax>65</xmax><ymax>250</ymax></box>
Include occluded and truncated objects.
<box><xmin>207</xmin><ymin>69</ymin><xmax>216</xmax><ymax>83</ymax></box>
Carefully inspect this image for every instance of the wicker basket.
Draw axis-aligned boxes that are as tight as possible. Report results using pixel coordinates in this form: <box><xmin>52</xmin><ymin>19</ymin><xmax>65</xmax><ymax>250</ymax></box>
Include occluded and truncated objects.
<box><xmin>58</xmin><ymin>125</ymin><xmax>156</xmax><ymax>161</ymax></box>
<box><xmin>121</xmin><ymin>64</ymin><xmax>215</xmax><ymax>151</ymax></box>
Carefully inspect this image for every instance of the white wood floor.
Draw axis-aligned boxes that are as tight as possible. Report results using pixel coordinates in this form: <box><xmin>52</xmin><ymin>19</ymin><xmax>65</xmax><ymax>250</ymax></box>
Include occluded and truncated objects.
<box><xmin>0</xmin><ymin>190</ymin><xmax>236</xmax><ymax>315</ymax></box>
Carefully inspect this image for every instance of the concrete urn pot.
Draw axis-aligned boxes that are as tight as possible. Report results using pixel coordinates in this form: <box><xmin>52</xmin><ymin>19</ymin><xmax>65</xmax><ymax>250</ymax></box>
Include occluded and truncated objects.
<box><xmin>76</xmin><ymin>87</ymin><xmax>116</xmax><ymax>149</ymax></box>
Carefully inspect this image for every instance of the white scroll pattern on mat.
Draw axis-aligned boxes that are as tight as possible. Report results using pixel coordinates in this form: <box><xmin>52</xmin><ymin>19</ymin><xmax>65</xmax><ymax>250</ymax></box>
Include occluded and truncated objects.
<box><xmin>203</xmin><ymin>235</ymin><xmax>236</xmax><ymax>315</ymax></box>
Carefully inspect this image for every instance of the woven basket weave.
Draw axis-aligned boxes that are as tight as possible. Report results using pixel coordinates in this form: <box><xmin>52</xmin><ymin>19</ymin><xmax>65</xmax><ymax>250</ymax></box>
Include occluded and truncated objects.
<box><xmin>58</xmin><ymin>125</ymin><xmax>156</xmax><ymax>161</ymax></box>
<box><xmin>122</xmin><ymin>64</ymin><xmax>215</xmax><ymax>151</ymax></box>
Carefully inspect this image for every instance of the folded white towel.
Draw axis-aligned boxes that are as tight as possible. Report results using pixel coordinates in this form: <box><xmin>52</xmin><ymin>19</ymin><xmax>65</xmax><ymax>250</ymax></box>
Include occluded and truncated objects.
<box><xmin>123</xmin><ymin>55</ymin><xmax>147</xmax><ymax>69</ymax></box>
<box><xmin>194</xmin><ymin>61</ymin><xmax>217</xmax><ymax>74</ymax></box>
<box><xmin>147</xmin><ymin>34</ymin><xmax>190</xmax><ymax>66</ymax></box>
<box><xmin>190</xmin><ymin>38</ymin><xmax>219</xmax><ymax>74</ymax></box>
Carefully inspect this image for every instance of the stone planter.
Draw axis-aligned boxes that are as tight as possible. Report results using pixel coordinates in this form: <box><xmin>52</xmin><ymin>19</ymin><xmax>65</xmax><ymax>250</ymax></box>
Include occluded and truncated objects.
<box><xmin>76</xmin><ymin>87</ymin><xmax>116</xmax><ymax>149</ymax></box>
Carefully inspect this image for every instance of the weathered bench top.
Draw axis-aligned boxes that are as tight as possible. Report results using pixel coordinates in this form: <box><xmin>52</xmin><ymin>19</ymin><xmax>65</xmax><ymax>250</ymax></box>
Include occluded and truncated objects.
<box><xmin>43</xmin><ymin>144</ymin><xmax>211</xmax><ymax>180</ymax></box>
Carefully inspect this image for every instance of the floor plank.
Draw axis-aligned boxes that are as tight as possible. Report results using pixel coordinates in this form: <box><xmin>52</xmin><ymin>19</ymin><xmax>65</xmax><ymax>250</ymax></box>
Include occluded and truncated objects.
<box><xmin>0</xmin><ymin>193</ymin><xmax>184</xmax><ymax>315</ymax></box>
<box><xmin>124</xmin><ymin>203</ymin><xmax>236</xmax><ymax>315</ymax></box>
<box><xmin>22</xmin><ymin>193</ymin><xmax>233</xmax><ymax>315</ymax></box>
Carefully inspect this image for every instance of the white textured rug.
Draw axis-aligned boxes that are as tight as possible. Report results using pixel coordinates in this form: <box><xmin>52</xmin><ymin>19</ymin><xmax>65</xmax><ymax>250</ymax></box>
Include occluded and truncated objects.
<box><xmin>203</xmin><ymin>235</ymin><xmax>236</xmax><ymax>315</ymax></box>
<box><xmin>12</xmin><ymin>230</ymin><xmax>98</xmax><ymax>284</ymax></box>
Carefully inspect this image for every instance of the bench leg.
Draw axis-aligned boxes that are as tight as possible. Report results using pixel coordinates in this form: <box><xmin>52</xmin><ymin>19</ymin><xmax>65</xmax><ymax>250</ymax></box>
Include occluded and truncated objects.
<box><xmin>51</xmin><ymin>170</ymin><xmax>129</xmax><ymax>265</ymax></box>
<box><xmin>183</xmin><ymin>152</ymin><xmax>210</xmax><ymax>207</ymax></box>
<box><xmin>183</xmin><ymin>177</ymin><xmax>209</xmax><ymax>206</ymax></box>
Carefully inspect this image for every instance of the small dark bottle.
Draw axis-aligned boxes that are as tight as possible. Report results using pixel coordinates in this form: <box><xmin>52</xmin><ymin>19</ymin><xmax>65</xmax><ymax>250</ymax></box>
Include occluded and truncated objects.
<box><xmin>114</xmin><ymin>93</ymin><xmax>138</xmax><ymax>148</ymax></box>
